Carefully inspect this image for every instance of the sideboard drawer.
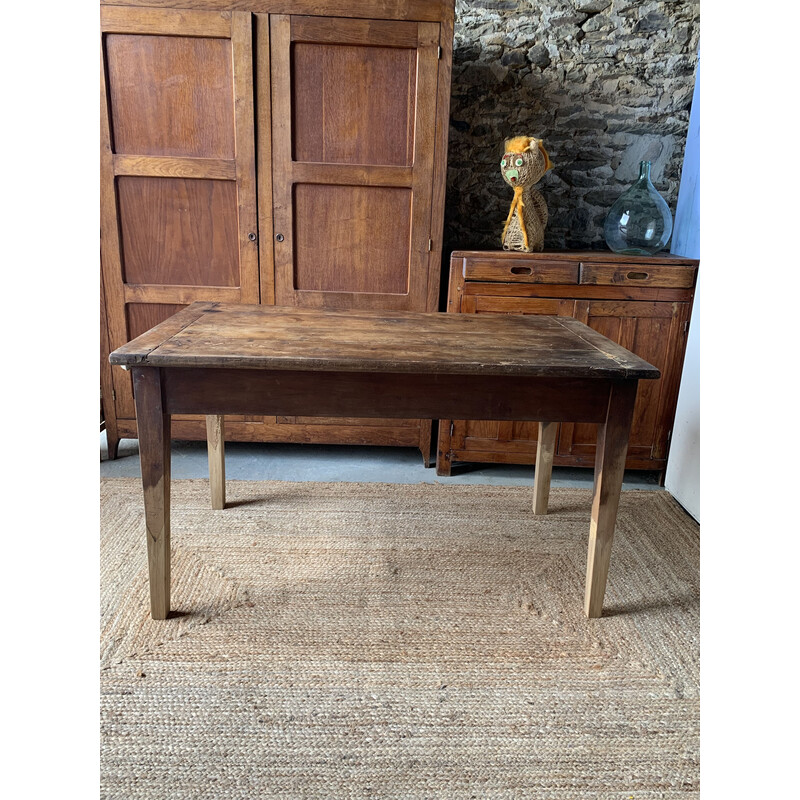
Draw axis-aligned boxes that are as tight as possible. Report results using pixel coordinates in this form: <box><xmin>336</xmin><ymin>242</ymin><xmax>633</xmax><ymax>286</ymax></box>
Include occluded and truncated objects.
<box><xmin>464</xmin><ymin>258</ymin><xmax>579</xmax><ymax>284</ymax></box>
<box><xmin>579</xmin><ymin>262</ymin><xmax>697</xmax><ymax>289</ymax></box>
<box><xmin>463</xmin><ymin>295</ymin><xmax>576</xmax><ymax>315</ymax></box>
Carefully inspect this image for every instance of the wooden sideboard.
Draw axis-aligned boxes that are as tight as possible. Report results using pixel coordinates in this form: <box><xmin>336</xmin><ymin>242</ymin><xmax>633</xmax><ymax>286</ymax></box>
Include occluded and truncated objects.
<box><xmin>100</xmin><ymin>0</ymin><xmax>455</xmax><ymax>463</ymax></box>
<box><xmin>436</xmin><ymin>250</ymin><xmax>699</xmax><ymax>477</ymax></box>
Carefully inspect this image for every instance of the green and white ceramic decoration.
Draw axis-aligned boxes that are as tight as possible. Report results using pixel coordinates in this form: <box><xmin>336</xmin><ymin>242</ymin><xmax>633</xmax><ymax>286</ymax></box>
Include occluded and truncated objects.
<box><xmin>604</xmin><ymin>161</ymin><xmax>673</xmax><ymax>255</ymax></box>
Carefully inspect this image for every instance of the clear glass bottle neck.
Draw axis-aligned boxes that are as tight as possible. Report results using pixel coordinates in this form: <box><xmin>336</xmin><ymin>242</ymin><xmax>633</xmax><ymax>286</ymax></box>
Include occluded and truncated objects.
<box><xmin>638</xmin><ymin>161</ymin><xmax>652</xmax><ymax>182</ymax></box>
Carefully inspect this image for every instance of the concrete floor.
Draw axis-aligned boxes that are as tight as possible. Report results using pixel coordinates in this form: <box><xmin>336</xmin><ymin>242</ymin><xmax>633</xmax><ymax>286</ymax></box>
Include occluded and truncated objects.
<box><xmin>100</xmin><ymin>431</ymin><xmax>663</xmax><ymax>490</ymax></box>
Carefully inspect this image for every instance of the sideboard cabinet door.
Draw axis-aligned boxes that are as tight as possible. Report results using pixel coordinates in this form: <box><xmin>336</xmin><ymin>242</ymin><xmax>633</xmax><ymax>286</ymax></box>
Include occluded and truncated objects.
<box><xmin>101</xmin><ymin>7</ymin><xmax>259</xmax><ymax>423</ymax></box>
<box><xmin>268</xmin><ymin>15</ymin><xmax>440</xmax><ymax>311</ymax></box>
<box><xmin>557</xmin><ymin>300</ymin><xmax>691</xmax><ymax>465</ymax></box>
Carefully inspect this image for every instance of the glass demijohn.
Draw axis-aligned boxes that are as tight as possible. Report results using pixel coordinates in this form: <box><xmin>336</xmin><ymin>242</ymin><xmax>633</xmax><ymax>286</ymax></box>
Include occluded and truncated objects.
<box><xmin>603</xmin><ymin>160</ymin><xmax>673</xmax><ymax>255</ymax></box>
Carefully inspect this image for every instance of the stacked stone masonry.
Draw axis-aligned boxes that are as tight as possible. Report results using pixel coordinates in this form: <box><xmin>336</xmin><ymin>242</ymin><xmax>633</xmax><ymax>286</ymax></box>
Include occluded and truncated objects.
<box><xmin>444</xmin><ymin>0</ymin><xmax>700</xmax><ymax>256</ymax></box>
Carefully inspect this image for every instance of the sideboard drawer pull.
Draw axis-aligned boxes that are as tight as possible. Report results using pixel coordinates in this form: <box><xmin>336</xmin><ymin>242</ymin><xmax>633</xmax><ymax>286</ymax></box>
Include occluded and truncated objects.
<box><xmin>627</xmin><ymin>271</ymin><xmax>649</xmax><ymax>280</ymax></box>
<box><xmin>510</xmin><ymin>266</ymin><xmax>532</xmax><ymax>275</ymax></box>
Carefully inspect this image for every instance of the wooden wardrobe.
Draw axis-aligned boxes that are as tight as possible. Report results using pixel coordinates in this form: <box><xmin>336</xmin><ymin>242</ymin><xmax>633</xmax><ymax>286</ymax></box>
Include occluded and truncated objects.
<box><xmin>100</xmin><ymin>1</ymin><xmax>455</xmax><ymax>462</ymax></box>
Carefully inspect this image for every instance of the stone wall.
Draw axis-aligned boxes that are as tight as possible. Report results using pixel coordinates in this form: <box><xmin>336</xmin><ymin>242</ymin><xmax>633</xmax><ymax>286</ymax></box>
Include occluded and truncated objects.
<box><xmin>443</xmin><ymin>0</ymin><xmax>700</xmax><ymax>258</ymax></box>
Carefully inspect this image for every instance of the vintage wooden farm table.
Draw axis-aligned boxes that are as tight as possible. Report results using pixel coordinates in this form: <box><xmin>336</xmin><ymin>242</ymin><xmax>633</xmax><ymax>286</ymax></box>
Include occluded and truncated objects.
<box><xmin>109</xmin><ymin>303</ymin><xmax>659</xmax><ymax>620</ymax></box>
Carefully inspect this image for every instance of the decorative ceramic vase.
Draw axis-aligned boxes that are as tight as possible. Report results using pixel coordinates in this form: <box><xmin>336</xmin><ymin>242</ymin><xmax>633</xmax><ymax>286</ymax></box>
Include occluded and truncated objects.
<box><xmin>604</xmin><ymin>161</ymin><xmax>673</xmax><ymax>255</ymax></box>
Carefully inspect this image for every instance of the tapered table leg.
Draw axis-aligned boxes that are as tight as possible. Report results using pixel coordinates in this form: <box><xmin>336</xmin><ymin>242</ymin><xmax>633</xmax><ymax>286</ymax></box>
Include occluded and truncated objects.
<box><xmin>206</xmin><ymin>415</ymin><xmax>226</xmax><ymax>510</ymax></box>
<box><xmin>532</xmin><ymin>421</ymin><xmax>557</xmax><ymax>515</ymax></box>
<box><xmin>133</xmin><ymin>367</ymin><xmax>172</xmax><ymax>620</ymax></box>
<box><xmin>584</xmin><ymin>380</ymin><xmax>638</xmax><ymax>618</ymax></box>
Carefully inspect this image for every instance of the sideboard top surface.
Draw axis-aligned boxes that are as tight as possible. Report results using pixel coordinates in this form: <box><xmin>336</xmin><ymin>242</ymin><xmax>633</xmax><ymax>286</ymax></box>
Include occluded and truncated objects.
<box><xmin>451</xmin><ymin>250</ymin><xmax>699</xmax><ymax>266</ymax></box>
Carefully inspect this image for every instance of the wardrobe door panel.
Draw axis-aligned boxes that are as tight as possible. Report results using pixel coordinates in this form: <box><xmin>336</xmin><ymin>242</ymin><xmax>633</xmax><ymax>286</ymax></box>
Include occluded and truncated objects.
<box><xmin>270</xmin><ymin>14</ymin><xmax>440</xmax><ymax>311</ymax></box>
<box><xmin>126</xmin><ymin>303</ymin><xmax>186</xmax><ymax>340</ymax></box>
<box><xmin>117</xmin><ymin>177</ymin><xmax>240</xmax><ymax>287</ymax></box>
<box><xmin>293</xmin><ymin>185</ymin><xmax>411</xmax><ymax>294</ymax></box>
<box><xmin>105</xmin><ymin>33</ymin><xmax>235</xmax><ymax>158</ymax></box>
<box><xmin>292</xmin><ymin>42</ymin><xmax>416</xmax><ymax>166</ymax></box>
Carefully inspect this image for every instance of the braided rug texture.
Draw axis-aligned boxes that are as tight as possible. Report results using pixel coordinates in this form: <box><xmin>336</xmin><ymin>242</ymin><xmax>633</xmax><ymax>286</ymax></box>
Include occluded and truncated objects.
<box><xmin>100</xmin><ymin>478</ymin><xmax>699</xmax><ymax>799</ymax></box>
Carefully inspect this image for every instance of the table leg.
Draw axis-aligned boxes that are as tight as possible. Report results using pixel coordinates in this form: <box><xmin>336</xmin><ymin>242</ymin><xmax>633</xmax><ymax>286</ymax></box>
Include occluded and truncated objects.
<box><xmin>206</xmin><ymin>414</ymin><xmax>226</xmax><ymax>510</ymax></box>
<box><xmin>418</xmin><ymin>419</ymin><xmax>434</xmax><ymax>468</ymax></box>
<box><xmin>584</xmin><ymin>381</ymin><xmax>637</xmax><ymax>618</ymax></box>
<box><xmin>133</xmin><ymin>368</ymin><xmax>172</xmax><ymax>620</ymax></box>
<box><xmin>532</xmin><ymin>421</ymin><xmax>557</xmax><ymax>514</ymax></box>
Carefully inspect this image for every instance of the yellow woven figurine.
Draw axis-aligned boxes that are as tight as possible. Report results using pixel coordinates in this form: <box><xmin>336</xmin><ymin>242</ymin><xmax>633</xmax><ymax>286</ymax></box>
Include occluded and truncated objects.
<box><xmin>500</xmin><ymin>135</ymin><xmax>553</xmax><ymax>252</ymax></box>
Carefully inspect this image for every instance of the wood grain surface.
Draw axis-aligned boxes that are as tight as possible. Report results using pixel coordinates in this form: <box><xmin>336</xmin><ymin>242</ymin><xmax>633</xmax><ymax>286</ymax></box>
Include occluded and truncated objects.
<box><xmin>292</xmin><ymin>42</ymin><xmax>416</xmax><ymax>166</ymax></box>
<box><xmin>451</xmin><ymin>250</ymin><xmax>699</xmax><ymax>268</ymax></box>
<box><xmin>105</xmin><ymin>33</ymin><xmax>235</xmax><ymax>159</ymax></box>
<box><xmin>117</xmin><ymin>177</ymin><xmax>240</xmax><ymax>287</ymax></box>
<box><xmin>579</xmin><ymin>262</ymin><xmax>697</xmax><ymax>288</ymax></box>
<box><xmin>109</xmin><ymin>303</ymin><xmax>660</xmax><ymax>379</ymax></box>
<box><xmin>100</xmin><ymin>5</ymin><xmax>232</xmax><ymax>37</ymax></box>
<box><xmin>132</xmin><ymin>367</ymin><xmax>172</xmax><ymax>619</ymax></box>
<box><xmin>99</xmin><ymin>1</ymin><xmax>455</xmax><ymax>24</ymax></box>
<box><xmin>113</xmin><ymin>155</ymin><xmax>237</xmax><ymax>180</ymax></box>
<box><xmin>293</xmin><ymin>185</ymin><xmax>411</xmax><ymax>294</ymax></box>
<box><xmin>160</xmin><ymin>369</ymin><xmax>613</xmax><ymax>423</ymax></box>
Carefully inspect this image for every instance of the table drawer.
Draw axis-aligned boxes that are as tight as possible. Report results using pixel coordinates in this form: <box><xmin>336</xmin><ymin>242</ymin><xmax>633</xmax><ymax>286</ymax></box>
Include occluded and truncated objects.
<box><xmin>579</xmin><ymin>261</ymin><xmax>696</xmax><ymax>289</ymax></box>
<box><xmin>464</xmin><ymin>258</ymin><xmax>579</xmax><ymax>284</ymax></box>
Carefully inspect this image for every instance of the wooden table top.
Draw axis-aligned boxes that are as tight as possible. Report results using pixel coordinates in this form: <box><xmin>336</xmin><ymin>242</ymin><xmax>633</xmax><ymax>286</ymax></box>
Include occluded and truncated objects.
<box><xmin>109</xmin><ymin>303</ymin><xmax>660</xmax><ymax>380</ymax></box>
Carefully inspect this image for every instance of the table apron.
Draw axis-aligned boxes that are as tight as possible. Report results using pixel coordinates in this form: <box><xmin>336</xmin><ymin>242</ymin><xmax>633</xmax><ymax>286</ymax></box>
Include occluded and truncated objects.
<box><xmin>152</xmin><ymin>367</ymin><xmax>623</xmax><ymax>423</ymax></box>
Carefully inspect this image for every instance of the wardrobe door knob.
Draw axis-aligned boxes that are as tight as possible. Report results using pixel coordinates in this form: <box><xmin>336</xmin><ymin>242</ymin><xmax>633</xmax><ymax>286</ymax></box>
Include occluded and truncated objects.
<box><xmin>275</xmin><ymin>233</ymin><xmax>285</xmax><ymax>242</ymax></box>
<box><xmin>247</xmin><ymin>232</ymin><xmax>257</xmax><ymax>242</ymax></box>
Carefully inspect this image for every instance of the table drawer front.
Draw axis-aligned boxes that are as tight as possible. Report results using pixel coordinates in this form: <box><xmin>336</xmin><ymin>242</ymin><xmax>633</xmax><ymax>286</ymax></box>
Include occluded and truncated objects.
<box><xmin>579</xmin><ymin>262</ymin><xmax>696</xmax><ymax>289</ymax></box>
<box><xmin>464</xmin><ymin>258</ymin><xmax>579</xmax><ymax>284</ymax></box>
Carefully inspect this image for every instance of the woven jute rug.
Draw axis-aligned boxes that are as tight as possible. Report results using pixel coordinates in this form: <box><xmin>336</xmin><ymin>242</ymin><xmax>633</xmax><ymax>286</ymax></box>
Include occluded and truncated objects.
<box><xmin>100</xmin><ymin>478</ymin><xmax>699</xmax><ymax>799</ymax></box>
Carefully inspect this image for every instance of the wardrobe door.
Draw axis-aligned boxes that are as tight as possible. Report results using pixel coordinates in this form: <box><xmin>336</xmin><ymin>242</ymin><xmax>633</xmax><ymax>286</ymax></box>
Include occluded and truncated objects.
<box><xmin>268</xmin><ymin>15</ymin><xmax>440</xmax><ymax>311</ymax></box>
<box><xmin>100</xmin><ymin>7</ymin><xmax>258</xmax><ymax>421</ymax></box>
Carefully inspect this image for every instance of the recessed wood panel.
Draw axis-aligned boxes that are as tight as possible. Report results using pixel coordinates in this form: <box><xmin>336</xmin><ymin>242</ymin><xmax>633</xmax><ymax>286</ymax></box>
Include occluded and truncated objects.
<box><xmin>628</xmin><ymin>316</ymin><xmax>672</xmax><ymax>445</ymax></box>
<box><xmin>293</xmin><ymin>184</ymin><xmax>411</xmax><ymax>294</ymax></box>
<box><xmin>106</xmin><ymin>34</ymin><xmax>235</xmax><ymax>158</ymax></box>
<box><xmin>118</xmin><ymin>177</ymin><xmax>239</xmax><ymax>287</ymax></box>
<box><xmin>291</xmin><ymin>42</ymin><xmax>416</xmax><ymax>166</ymax></box>
<box><xmin>127</xmin><ymin>303</ymin><xmax>187</xmax><ymax>340</ymax></box>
